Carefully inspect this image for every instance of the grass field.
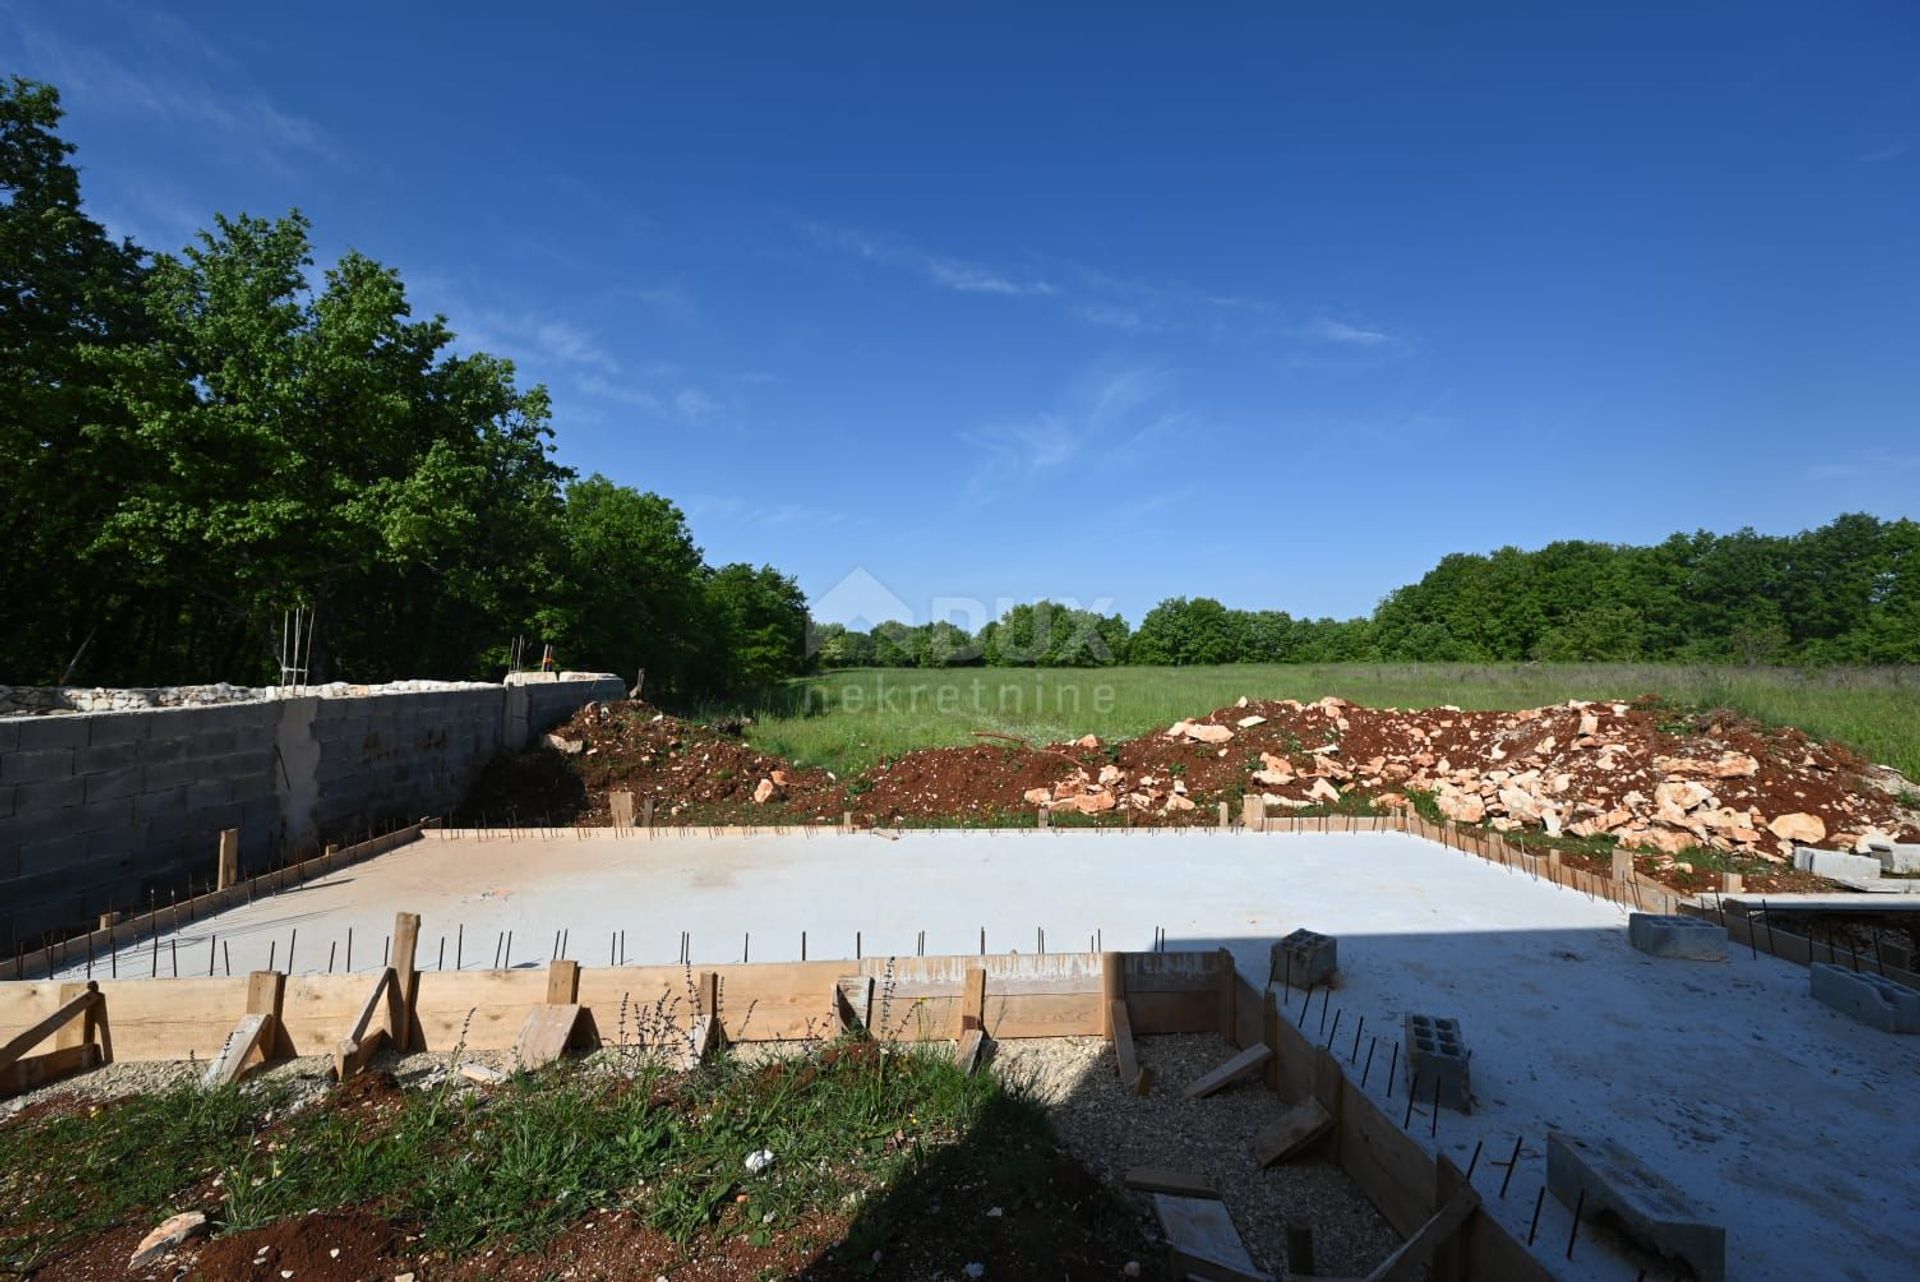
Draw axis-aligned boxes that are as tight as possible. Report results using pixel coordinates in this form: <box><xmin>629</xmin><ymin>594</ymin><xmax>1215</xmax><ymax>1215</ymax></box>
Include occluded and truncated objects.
<box><xmin>745</xmin><ymin>663</ymin><xmax>1920</xmax><ymax>780</ymax></box>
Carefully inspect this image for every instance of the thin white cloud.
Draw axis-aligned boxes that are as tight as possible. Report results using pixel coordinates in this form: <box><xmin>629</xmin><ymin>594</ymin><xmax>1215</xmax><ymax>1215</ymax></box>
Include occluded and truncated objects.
<box><xmin>673</xmin><ymin>387</ymin><xmax>722</xmax><ymax>420</ymax></box>
<box><xmin>6</xmin><ymin>8</ymin><xmax>338</xmax><ymax>165</ymax></box>
<box><xmin>1859</xmin><ymin>141</ymin><xmax>1909</xmax><ymax>164</ymax></box>
<box><xmin>686</xmin><ymin>495</ymin><xmax>846</xmax><ymax>529</ymax></box>
<box><xmin>960</xmin><ymin>361</ymin><xmax>1190</xmax><ymax>499</ymax></box>
<box><xmin>1308</xmin><ymin>316</ymin><xmax>1398</xmax><ymax>346</ymax></box>
<box><xmin>804</xmin><ymin>222</ymin><xmax>1055</xmax><ymax>298</ymax></box>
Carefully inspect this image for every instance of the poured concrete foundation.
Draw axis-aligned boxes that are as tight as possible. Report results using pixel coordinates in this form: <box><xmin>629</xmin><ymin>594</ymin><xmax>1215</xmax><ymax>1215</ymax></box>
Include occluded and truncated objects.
<box><xmin>48</xmin><ymin>827</ymin><xmax>1920</xmax><ymax>1281</ymax></box>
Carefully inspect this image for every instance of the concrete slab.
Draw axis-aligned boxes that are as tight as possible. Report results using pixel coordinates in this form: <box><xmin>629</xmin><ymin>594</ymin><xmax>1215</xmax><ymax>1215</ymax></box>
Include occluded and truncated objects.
<box><xmin>51</xmin><ymin>828</ymin><xmax>1920</xmax><ymax>1281</ymax></box>
<box><xmin>1809</xmin><ymin>963</ymin><xmax>1920</xmax><ymax>1033</ymax></box>
<box><xmin>1793</xmin><ymin>847</ymin><xmax>1885</xmax><ymax>885</ymax></box>
<box><xmin>1547</xmin><ymin>1131</ymin><xmax>1724</xmax><ymax>1282</ymax></box>
<box><xmin>1627</xmin><ymin>913</ymin><xmax>1728</xmax><ymax>961</ymax></box>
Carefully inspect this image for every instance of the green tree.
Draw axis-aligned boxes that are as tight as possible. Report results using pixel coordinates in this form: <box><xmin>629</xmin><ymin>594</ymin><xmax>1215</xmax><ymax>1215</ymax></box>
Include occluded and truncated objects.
<box><xmin>0</xmin><ymin>78</ymin><xmax>149</xmax><ymax>683</ymax></box>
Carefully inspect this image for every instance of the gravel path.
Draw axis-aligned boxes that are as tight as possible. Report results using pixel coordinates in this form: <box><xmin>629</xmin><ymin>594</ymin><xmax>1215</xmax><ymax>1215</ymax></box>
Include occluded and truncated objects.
<box><xmin>997</xmin><ymin>1033</ymin><xmax>1404</xmax><ymax>1280</ymax></box>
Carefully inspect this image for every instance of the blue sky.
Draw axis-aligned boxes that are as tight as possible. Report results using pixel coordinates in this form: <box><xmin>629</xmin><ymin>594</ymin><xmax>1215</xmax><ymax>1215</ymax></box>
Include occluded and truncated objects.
<box><xmin>6</xmin><ymin>2</ymin><xmax>1917</xmax><ymax>628</ymax></box>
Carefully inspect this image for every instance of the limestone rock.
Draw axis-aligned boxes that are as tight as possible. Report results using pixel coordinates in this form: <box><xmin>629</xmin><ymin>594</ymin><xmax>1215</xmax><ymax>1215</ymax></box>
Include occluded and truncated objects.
<box><xmin>1769</xmin><ymin>812</ymin><xmax>1826</xmax><ymax>844</ymax></box>
<box><xmin>751</xmin><ymin>778</ymin><xmax>776</xmax><ymax>804</ymax></box>
<box><xmin>129</xmin><ymin>1212</ymin><xmax>207</xmax><ymax>1269</ymax></box>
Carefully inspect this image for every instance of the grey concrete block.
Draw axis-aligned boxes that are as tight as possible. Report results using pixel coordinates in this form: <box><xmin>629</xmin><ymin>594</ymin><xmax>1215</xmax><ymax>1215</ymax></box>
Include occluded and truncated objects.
<box><xmin>72</xmin><ymin>798</ymin><xmax>135</xmax><ymax>833</ymax></box>
<box><xmin>1</xmin><ymin>747</ymin><xmax>76</xmax><ymax>784</ymax></box>
<box><xmin>18</xmin><ymin>831</ymin><xmax>92</xmax><ymax>876</ymax></box>
<box><xmin>1628</xmin><ymin>913</ymin><xmax>1727</xmax><ymax>961</ymax></box>
<box><xmin>194</xmin><ymin>729</ymin><xmax>239</xmax><ymax>755</ymax></box>
<box><xmin>86</xmin><ymin>713</ymin><xmax>153</xmax><ymax>746</ymax></box>
<box><xmin>134</xmin><ymin>787</ymin><xmax>188</xmax><ymax>821</ymax></box>
<box><xmin>0</xmin><ymin>782</ymin><xmax>11</xmax><ymax>819</ymax></box>
<box><xmin>14</xmin><ymin>716</ymin><xmax>91</xmax><ymax>750</ymax></box>
<box><xmin>1271</xmin><ymin>927</ymin><xmax>1338</xmax><ymax>987</ymax></box>
<box><xmin>1547</xmin><ymin>1131</ymin><xmax>1724</xmax><ymax>1282</ymax></box>
<box><xmin>13</xmin><ymin>774</ymin><xmax>87</xmax><ymax>810</ymax></box>
<box><xmin>0</xmin><ymin>720</ymin><xmax>19</xmax><ymax>751</ymax></box>
<box><xmin>186</xmin><ymin>778</ymin><xmax>234</xmax><ymax>810</ymax></box>
<box><xmin>1404</xmin><ymin>1014</ymin><xmax>1471</xmax><ymax>1112</ymax></box>
<box><xmin>1792</xmin><ymin>847</ymin><xmax>1883</xmax><ymax>883</ymax></box>
<box><xmin>1810</xmin><ymin>963</ymin><xmax>1920</xmax><ymax>1033</ymax></box>
<box><xmin>86</xmin><ymin>825</ymin><xmax>141</xmax><ymax>860</ymax></box>
<box><xmin>75</xmin><ymin>741</ymin><xmax>143</xmax><ymax>774</ymax></box>
<box><xmin>1877</xmin><ymin>843</ymin><xmax>1920</xmax><ymax>875</ymax></box>
<box><xmin>142</xmin><ymin>758</ymin><xmax>210</xmax><ymax>791</ymax></box>
<box><xmin>83</xmin><ymin>767</ymin><xmax>144</xmax><ymax>804</ymax></box>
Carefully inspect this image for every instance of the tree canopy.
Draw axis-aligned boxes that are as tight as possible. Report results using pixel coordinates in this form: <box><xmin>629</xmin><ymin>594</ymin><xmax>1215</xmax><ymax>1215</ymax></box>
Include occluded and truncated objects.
<box><xmin>0</xmin><ymin>79</ymin><xmax>808</xmax><ymax>702</ymax></box>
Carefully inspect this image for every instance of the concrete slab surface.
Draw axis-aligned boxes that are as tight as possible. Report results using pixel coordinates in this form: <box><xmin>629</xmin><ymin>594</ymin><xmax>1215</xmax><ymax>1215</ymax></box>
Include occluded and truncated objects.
<box><xmin>49</xmin><ymin>827</ymin><xmax>1920</xmax><ymax>1281</ymax></box>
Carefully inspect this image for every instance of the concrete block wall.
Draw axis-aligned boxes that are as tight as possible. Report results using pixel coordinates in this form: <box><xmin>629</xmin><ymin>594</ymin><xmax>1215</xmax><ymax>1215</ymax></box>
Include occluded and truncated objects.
<box><xmin>0</xmin><ymin>674</ymin><xmax>623</xmax><ymax>953</ymax></box>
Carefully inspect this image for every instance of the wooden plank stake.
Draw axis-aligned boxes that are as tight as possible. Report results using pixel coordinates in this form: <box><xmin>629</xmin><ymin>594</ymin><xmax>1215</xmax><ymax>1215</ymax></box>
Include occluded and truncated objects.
<box><xmin>216</xmin><ymin>828</ymin><xmax>240</xmax><ymax>891</ymax></box>
<box><xmin>1101</xmin><ymin>951</ymin><xmax>1123</xmax><ymax>1040</ymax></box>
<box><xmin>1126</xmin><ymin>1168</ymin><xmax>1219</xmax><ymax>1198</ymax></box>
<box><xmin>204</xmin><ymin>1012</ymin><xmax>273</xmax><ymax>1087</ymax></box>
<box><xmin>546</xmin><ymin>958</ymin><xmax>581</xmax><ymax>1006</ymax></box>
<box><xmin>514</xmin><ymin>1004</ymin><xmax>592</xmax><ymax>1070</ymax></box>
<box><xmin>1242</xmin><ymin>794</ymin><xmax>1264</xmax><ymax>831</ymax></box>
<box><xmin>0</xmin><ymin>985</ymin><xmax>101</xmax><ymax>1074</ymax></box>
<box><xmin>834</xmin><ymin>976</ymin><xmax>874</xmax><ymax>1033</ymax></box>
<box><xmin>1286</xmin><ymin>1224</ymin><xmax>1316</xmax><ymax>1276</ymax></box>
<box><xmin>954</xmin><ymin>1026</ymin><xmax>987</xmax><ymax>1075</ymax></box>
<box><xmin>1251</xmin><ymin>1097</ymin><xmax>1334</xmax><ymax>1167</ymax></box>
<box><xmin>609</xmin><ymin>791</ymin><xmax>635</xmax><ymax>829</ymax></box>
<box><xmin>1184</xmin><ymin>1043</ymin><xmax>1272</xmax><ymax>1100</ymax></box>
<box><xmin>960</xmin><ymin>966</ymin><xmax>986</xmax><ymax>1034</ymax></box>
<box><xmin>333</xmin><ymin>967</ymin><xmax>396</xmax><ymax>1082</ymax></box>
<box><xmin>1216</xmin><ymin>947</ymin><xmax>1236</xmax><ymax>1040</ymax></box>
<box><xmin>392</xmin><ymin>912</ymin><xmax>420</xmax><ymax>1052</ymax></box>
<box><xmin>1110</xmin><ymin>998</ymin><xmax>1154</xmax><ymax>1095</ymax></box>
<box><xmin>1363</xmin><ymin>1182</ymin><xmax>1480</xmax><ymax>1282</ymax></box>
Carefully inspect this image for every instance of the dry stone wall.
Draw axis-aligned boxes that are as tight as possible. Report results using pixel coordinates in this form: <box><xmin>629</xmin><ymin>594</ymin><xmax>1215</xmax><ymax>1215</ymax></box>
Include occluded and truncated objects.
<box><xmin>0</xmin><ymin>673</ymin><xmax>623</xmax><ymax>953</ymax></box>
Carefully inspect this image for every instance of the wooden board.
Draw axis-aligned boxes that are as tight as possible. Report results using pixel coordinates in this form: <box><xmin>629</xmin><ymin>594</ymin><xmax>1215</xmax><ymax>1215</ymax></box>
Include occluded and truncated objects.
<box><xmin>0</xmin><ymin>987</ymin><xmax>96</xmax><ymax>1071</ymax></box>
<box><xmin>1126</xmin><ymin>1168</ymin><xmax>1218</xmax><ymax>1198</ymax></box>
<box><xmin>203</xmin><ymin>1012</ymin><xmax>272</xmax><ymax>1086</ymax></box>
<box><xmin>954</xmin><ymin>1027</ymin><xmax>987</xmax><ymax>1076</ymax></box>
<box><xmin>1251</xmin><ymin>1097</ymin><xmax>1334</xmax><ymax>1167</ymax></box>
<box><xmin>1110</xmin><ymin>999</ymin><xmax>1153</xmax><ymax>1095</ymax></box>
<box><xmin>1363</xmin><ymin>1184</ymin><xmax>1479</xmax><ymax>1282</ymax></box>
<box><xmin>1154</xmin><ymin>1193</ymin><xmax>1270</xmax><ymax>1281</ymax></box>
<box><xmin>91</xmin><ymin>977</ymin><xmax>252</xmax><ymax>1062</ymax></box>
<box><xmin>836</xmin><ymin>976</ymin><xmax>874</xmax><ymax>1033</ymax></box>
<box><xmin>412</xmin><ymin>969</ymin><xmax>549</xmax><ymax>1052</ymax></box>
<box><xmin>514</xmin><ymin>1003</ymin><xmax>590</xmax><ymax>1070</ymax></box>
<box><xmin>280</xmin><ymin>973</ymin><xmax>384</xmax><ymax>1058</ymax></box>
<box><xmin>1183</xmin><ymin>1043</ymin><xmax>1272</xmax><ymax>1100</ymax></box>
<box><xmin>1</xmin><ymin>1043</ymin><xmax>100</xmax><ymax>1098</ymax></box>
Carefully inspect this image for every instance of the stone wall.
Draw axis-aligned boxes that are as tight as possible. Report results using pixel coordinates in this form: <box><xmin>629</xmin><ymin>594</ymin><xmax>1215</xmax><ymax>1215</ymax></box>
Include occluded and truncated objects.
<box><xmin>0</xmin><ymin>673</ymin><xmax>623</xmax><ymax>952</ymax></box>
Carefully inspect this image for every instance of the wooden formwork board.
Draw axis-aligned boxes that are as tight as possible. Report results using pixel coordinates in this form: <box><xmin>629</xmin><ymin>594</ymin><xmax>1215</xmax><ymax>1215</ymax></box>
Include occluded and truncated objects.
<box><xmin>1</xmin><ymin>950</ymin><xmax>1223</xmax><ymax>1063</ymax></box>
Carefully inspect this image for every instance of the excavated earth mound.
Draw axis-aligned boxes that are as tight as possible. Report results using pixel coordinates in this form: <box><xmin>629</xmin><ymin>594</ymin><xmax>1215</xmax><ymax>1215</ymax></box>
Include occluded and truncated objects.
<box><xmin>460</xmin><ymin>697</ymin><xmax>1920</xmax><ymax>881</ymax></box>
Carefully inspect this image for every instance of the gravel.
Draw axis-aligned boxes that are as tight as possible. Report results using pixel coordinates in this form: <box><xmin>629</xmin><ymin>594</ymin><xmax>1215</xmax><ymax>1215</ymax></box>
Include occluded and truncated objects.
<box><xmin>996</xmin><ymin>1033</ymin><xmax>1404</xmax><ymax>1279</ymax></box>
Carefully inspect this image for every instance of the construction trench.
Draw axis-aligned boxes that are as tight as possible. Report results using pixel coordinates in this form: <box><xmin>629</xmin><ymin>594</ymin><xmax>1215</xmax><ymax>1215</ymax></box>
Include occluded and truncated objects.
<box><xmin>6</xmin><ymin>812</ymin><xmax>1919</xmax><ymax>1281</ymax></box>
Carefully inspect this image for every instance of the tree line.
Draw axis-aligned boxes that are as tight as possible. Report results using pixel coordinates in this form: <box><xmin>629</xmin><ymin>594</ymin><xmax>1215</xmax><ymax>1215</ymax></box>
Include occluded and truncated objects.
<box><xmin>0</xmin><ymin>79</ymin><xmax>808</xmax><ymax>703</ymax></box>
<box><xmin>814</xmin><ymin>514</ymin><xmax>1920</xmax><ymax>669</ymax></box>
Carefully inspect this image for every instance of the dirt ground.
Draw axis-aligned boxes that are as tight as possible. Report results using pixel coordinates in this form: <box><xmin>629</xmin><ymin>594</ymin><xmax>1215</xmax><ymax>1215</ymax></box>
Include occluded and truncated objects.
<box><xmin>457</xmin><ymin>695</ymin><xmax>1920</xmax><ymax>896</ymax></box>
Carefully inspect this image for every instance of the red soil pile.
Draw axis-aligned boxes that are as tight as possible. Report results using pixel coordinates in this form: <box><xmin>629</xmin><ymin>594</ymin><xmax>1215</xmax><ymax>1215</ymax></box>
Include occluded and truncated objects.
<box><xmin>461</xmin><ymin>697</ymin><xmax>1919</xmax><ymax>881</ymax></box>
